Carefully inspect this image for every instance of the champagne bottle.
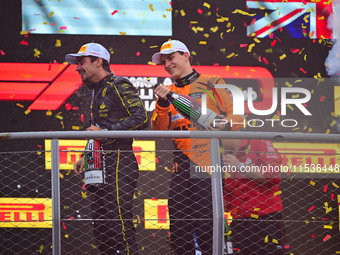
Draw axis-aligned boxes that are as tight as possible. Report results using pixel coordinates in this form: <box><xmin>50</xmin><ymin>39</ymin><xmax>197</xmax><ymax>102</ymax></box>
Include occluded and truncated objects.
<box><xmin>155</xmin><ymin>84</ymin><xmax>219</xmax><ymax>129</ymax></box>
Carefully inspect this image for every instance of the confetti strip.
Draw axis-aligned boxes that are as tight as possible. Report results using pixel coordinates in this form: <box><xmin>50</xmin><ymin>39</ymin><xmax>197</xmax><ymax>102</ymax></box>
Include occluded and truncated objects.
<box><xmin>111</xmin><ymin>10</ymin><xmax>118</xmax><ymax>15</ymax></box>
<box><xmin>149</xmin><ymin>4</ymin><xmax>154</xmax><ymax>12</ymax></box>
<box><xmin>180</xmin><ymin>9</ymin><xmax>185</xmax><ymax>16</ymax></box>
<box><xmin>323</xmin><ymin>185</ymin><xmax>328</xmax><ymax>193</ymax></box>
<box><xmin>203</xmin><ymin>2</ymin><xmax>211</xmax><ymax>8</ymax></box>
<box><xmin>34</xmin><ymin>48</ymin><xmax>41</xmax><ymax>58</ymax></box>
<box><xmin>274</xmin><ymin>190</ymin><xmax>282</xmax><ymax>196</ymax></box>
<box><xmin>308</xmin><ymin>206</ymin><xmax>315</xmax><ymax>212</ymax></box>
<box><xmin>323</xmin><ymin>234</ymin><xmax>331</xmax><ymax>242</ymax></box>
<box><xmin>232</xmin><ymin>9</ymin><xmax>256</xmax><ymax>16</ymax></box>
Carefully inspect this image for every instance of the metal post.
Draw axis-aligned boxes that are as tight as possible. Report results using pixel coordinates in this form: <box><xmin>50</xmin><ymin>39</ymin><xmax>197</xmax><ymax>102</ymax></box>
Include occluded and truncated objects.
<box><xmin>210</xmin><ymin>138</ymin><xmax>225</xmax><ymax>255</ymax></box>
<box><xmin>51</xmin><ymin>139</ymin><xmax>61</xmax><ymax>255</ymax></box>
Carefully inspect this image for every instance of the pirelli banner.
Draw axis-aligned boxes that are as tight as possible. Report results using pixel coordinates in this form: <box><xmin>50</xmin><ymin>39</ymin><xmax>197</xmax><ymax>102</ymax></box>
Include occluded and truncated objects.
<box><xmin>0</xmin><ymin>198</ymin><xmax>52</xmax><ymax>228</ymax></box>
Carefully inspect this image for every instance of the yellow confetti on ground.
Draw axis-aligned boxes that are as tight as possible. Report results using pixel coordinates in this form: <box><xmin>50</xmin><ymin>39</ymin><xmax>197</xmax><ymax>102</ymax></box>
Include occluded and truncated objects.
<box><xmin>180</xmin><ymin>9</ymin><xmax>185</xmax><ymax>16</ymax></box>
<box><xmin>274</xmin><ymin>191</ymin><xmax>282</xmax><ymax>196</ymax></box>
<box><xmin>16</xmin><ymin>103</ymin><xmax>24</xmax><ymax>108</ymax></box>
<box><xmin>55</xmin><ymin>39</ymin><xmax>61</xmax><ymax>47</ymax></box>
<box><xmin>232</xmin><ymin>9</ymin><xmax>256</xmax><ymax>16</ymax></box>
<box><xmin>25</xmin><ymin>109</ymin><xmax>31</xmax><ymax>115</ymax></box>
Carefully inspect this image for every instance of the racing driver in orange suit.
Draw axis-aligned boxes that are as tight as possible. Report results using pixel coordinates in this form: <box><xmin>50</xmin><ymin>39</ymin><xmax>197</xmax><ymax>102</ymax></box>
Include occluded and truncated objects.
<box><xmin>151</xmin><ymin>40</ymin><xmax>243</xmax><ymax>254</ymax></box>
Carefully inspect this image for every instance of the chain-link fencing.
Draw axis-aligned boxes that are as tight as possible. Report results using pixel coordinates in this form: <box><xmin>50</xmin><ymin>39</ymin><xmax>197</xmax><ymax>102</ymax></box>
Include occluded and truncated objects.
<box><xmin>0</xmin><ymin>131</ymin><xmax>340</xmax><ymax>255</ymax></box>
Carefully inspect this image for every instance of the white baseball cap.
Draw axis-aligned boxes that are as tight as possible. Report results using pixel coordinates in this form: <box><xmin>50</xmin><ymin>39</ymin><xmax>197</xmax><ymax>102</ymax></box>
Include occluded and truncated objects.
<box><xmin>151</xmin><ymin>40</ymin><xmax>190</xmax><ymax>65</ymax></box>
<box><xmin>65</xmin><ymin>43</ymin><xmax>110</xmax><ymax>64</ymax></box>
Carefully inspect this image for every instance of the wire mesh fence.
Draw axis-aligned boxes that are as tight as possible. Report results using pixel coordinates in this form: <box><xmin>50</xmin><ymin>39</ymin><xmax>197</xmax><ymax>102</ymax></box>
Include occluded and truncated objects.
<box><xmin>0</xmin><ymin>132</ymin><xmax>340</xmax><ymax>255</ymax></box>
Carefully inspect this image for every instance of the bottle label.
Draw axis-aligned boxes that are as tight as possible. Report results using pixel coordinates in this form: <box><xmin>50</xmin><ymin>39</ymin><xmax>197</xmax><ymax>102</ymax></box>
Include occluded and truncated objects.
<box><xmin>84</xmin><ymin>139</ymin><xmax>106</xmax><ymax>186</ymax></box>
<box><xmin>196</xmin><ymin>108</ymin><xmax>217</xmax><ymax>129</ymax></box>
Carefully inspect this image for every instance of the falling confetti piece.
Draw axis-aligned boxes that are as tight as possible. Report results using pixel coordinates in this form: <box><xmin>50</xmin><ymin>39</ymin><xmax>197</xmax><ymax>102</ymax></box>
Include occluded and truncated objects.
<box><xmin>0</xmin><ymin>50</ymin><xmax>5</xmax><ymax>55</ymax></box>
<box><xmin>332</xmin><ymin>182</ymin><xmax>339</xmax><ymax>188</ymax></box>
<box><xmin>274</xmin><ymin>191</ymin><xmax>282</xmax><ymax>196</ymax></box>
<box><xmin>197</xmin><ymin>8</ymin><xmax>203</xmax><ymax>14</ymax></box>
<box><xmin>20</xmin><ymin>30</ymin><xmax>29</xmax><ymax>35</ymax></box>
<box><xmin>310</xmin><ymin>180</ymin><xmax>315</xmax><ymax>186</ymax></box>
<box><xmin>72</xmin><ymin>126</ymin><xmax>80</xmax><ymax>130</ymax></box>
<box><xmin>65</xmin><ymin>234</ymin><xmax>69</xmax><ymax>238</ymax></box>
<box><xmin>323</xmin><ymin>185</ymin><xmax>328</xmax><ymax>193</ymax></box>
<box><xmin>39</xmin><ymin>245</ymin><xmax>44</xmax><ymax>253</ymax></box>
<box><xmin>25</xmin><ymin>109</ymin><xmax>31</xmax><ymax>115</ymax></box>
<box><xmin>48</xmin><ymin>11</ymin><xmax>54</xmax><ymax>18</ymax></box>
<box><xmin>149</xmin><ymin>4</ymin><xmax>154</xmax><ymax>12</ymax></box>
<box><xmin>16</xmin><ymin>103</ymin><xmax>24</xmax><ymax>108</ymax></box>
<box><xmin>308</xmin><ymin>206</ymin><xmax>315</xmax><ymax>212</ymax></box>
<box><xmin>20</xmin><ymin>39</ymin><xmax>28</xmax><ymax>45</ymax></box>
<box><xmin>63</xmin><ymin>222</ymin><xmax>66</xmax><ymax>230</ymax></box>
<box><xmin>324</xmin><ymin>225</ymin><xmax>333</xmax><ymax>229</ymax></box>
<box><xmin>203</xmin><ymin>2</ymin><xmax>211</xmax><ymax>8</ymax></box>
<box><xmin>299</xmin><ymin>67</ymin><xmax>307</xmax><ymax>74</ymax></box>
<box><xmin>323</xmin><ymin>234</ymin><xmax>331</xmax><ymax>242</ymax></box>
<box><xmin>232</xmin><ymin>9</ymin><xmax>256</xmax><ymax>16</ymax></box>
<box><xmin>180</xmin><ymin>9</ymin><xmax>185</xmax><ymax>16</ymax></box>
<box><xmin>55</xmin><ymin>39</ymin><xmax>61</xmax><ymax>47</ymax></box>
<box><xmin>250</xmin><ymin>214</ymin><xmax>258</xmax><ymax>219</ymax></box>
<box><xmin>60</xmin><ymin>26</ymin><xmax>67</xmax><ymax>30</ymax></box>
<box><xmin>111</xmin><ymin>10</ymin><xmax>118</xmax><ymax>15</ymax></box>
<box><xmin>264</xmin><ymin>235</ymin><xmax>269</xmax><ymax>243</ymax></box>
<box><xmin>199</xmin><ymin>41</ymin><xmax>207</xmax><ymax>45</ymax></box>
<box><xmin>120</xmin><ymin>32</ymin><xmax>126</xmax><ymax>35</ymax></box>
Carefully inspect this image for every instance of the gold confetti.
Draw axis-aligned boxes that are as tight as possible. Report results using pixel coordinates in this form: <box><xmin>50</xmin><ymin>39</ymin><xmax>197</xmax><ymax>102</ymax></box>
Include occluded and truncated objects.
<box><xmin>310</xmin><ymin>180</ymin><xmax>315</xmax><ymax>186</ymax></box>
<box><xmin>39</xmin><ymin>244</ymin><xmax>44</xmax><ymax>253</ymax></box>
<box><xmin>279</xmin><ymin>54</ymin><xmax>287</xmax><ymax>60</ymax></box>
<box><xmin>199</xmin><ymin>41</ymin><xmax>207</xmax><ymax>45</ymax></box>
<box><xmin>16</xmin><ymin>103</ymin><xmax>24</xmax><ymax>108</ymax></box>
<box><xmin>253</xmin><ymin>38</ymin><xmax>261</xmax><ymax>43</ymax></box>
<box><xmin>65</xmin><ymin>234</ymin><xmax>69</xmax><ymax>238</ymax></box>
<box><xmin>60</xmin><ymin>173</ymin><xmax>64</xmax><ymax>179</ymax></box>
<box><xmin>81</xmin><ymin>191</ymin><xmax>87</xmax><ymax>198</ymax></box>
<box><xmin>180</xmin><ymin>9</ymin><xmax>185</xmax><ymax>16</ymax></box>
<box><xmin>324</xmin><ymin>225</ymin><xmax>333</xmax><ymax>229</ymax></box>
<box><xmin>46</xmin><ymin>110</ymin><xmax>52</xmax><ymax>116</ymax></box>
<box><xmin>248</xmin><ymin>43</ymin><xmax>255</xmax><ymax>52</ymax></box>
<box><xmin>20</xmin><ymin>30</ymin><xmax>29</xmax><ymax>35</ymax></box>
<box><xmin>25</xmin><ymin>109</ymin><xmax>31</xmax><ymax>115</ymax></box>
<box><xmin>264</xmin><ymin>235</ymin><xmax>269</xmax><ymax>243</ymax></box>
<box><xmin>55</xmin><ymin>39</ymin><xmax>61</xmax><ymax>47</ymax></box>
<box><xmin>203</xmin><ymin>2</ymin><xmax>211</xmax><ymax>8</ymax></box>
<box><xmin>148</xmin><ymin>61</ymin><xmax>156</xmax><ymax>65</ymax></box>
<box><xmin>119</xmin><ymin>32</ymin><xmax>126</xmax><ymax>35</ymax></box>
<box><xmin>332</xmin><ymin>182</ymin><xmax>339</xmax><ymax>188</ymax></box>
<box><xmin>34</xmin><ymin>48</ymin><xmax>41</xmax><ymax>58</ymax></box>
<box><xmin>232</xmin><ymin>9</ymin><xmax>256</xmax><ymax>16</ymax></box>
<box><xmin>225</xmin><ymin>65</ymin><xmax>230</xmax><ymax>71</ymax></box>
<box><xmin>197</xmin><ymin>27</ymin><xmax>204</xmax><ymax>31</ymax></box>
<box><xmin>203</xmin><ymin>33</ymin><xmax>209</xmax><ymax>38</ymax></box>
<box><xmin>149</xmin><ymin>4</ymin><xmax>154</xmax><ymax>12</ymax></box>
<box><xmin>72</xmin><ymin>126</ymin><xmax>80</xmax><ymax>130</ymax></box>
<box><xmin>251</xmin><ymin>214</ymin><xmax>258</xmax><ymax>219</ymax></box>
<box><xmin>226</xmin><ymin>53</ymin><xmax>235</xmax><ymax>58</ymax></box>
<box><xmin>210</xmin><ymin>26</ymin><xmax>219</xmax><ymax>33</ymax></box>
<box><xmin>55</xmin><ymin>115</ymin><xmax>63</xmax><ymax>120</ymax></box>
<box><xmin>272</xmin><ymin>238</ymin><xmax>278</xmax><ymax>244</ymax></box>
<box><xmin>285</xmin><ymin>81</ymin><xmax>293</xmax><ymax>87</ymax></box>
<box><xmin>274</xmin><ymin>191</ymin><xmax>282</xmax><ymax>196</ymax></box>
<box><xmin>48</xmin><ymin>11</ymin><xmax>54</xmax><ymax>18</ymax></box>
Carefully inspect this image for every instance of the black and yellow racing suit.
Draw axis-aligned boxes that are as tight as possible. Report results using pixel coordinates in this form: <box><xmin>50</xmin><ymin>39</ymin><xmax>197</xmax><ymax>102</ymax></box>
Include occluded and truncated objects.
<box><xmin>87</xmin><ymin>71</ymin><xmax>148</xmax><ymax>255</ymax></box>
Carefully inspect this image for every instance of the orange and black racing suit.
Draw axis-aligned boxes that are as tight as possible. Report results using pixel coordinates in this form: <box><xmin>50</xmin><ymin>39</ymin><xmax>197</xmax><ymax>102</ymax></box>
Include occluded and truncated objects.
<box><xmin>87</xmin><ymin>71</ymin><xmax>148</xmax><ymax>255</ymax></box>
<box><xmin>152</xmin><ymin>70</ymin><xmax>242</xmax><ymax>254</ymax></box>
